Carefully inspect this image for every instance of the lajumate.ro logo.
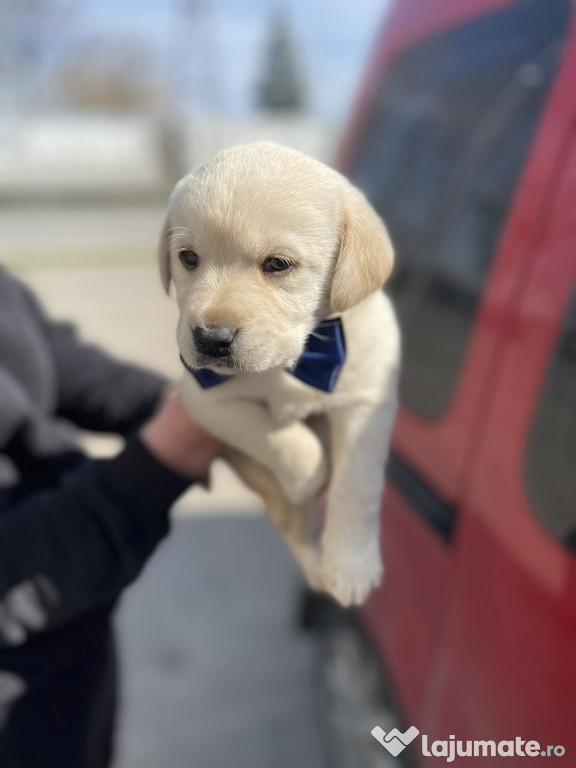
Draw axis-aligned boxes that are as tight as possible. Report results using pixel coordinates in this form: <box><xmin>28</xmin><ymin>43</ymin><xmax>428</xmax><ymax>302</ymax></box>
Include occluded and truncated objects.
<box><xmin>371</xmin><ymin>726</ymin><xmax>566</xmax><ymax>761</ymax></box>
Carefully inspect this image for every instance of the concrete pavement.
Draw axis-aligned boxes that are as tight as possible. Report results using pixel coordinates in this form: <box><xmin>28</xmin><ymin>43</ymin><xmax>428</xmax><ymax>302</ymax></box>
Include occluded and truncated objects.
<box><xmin>115</xmin><ymin>516</ymin><xmax>327</xmax><ymax>768</ymax></box>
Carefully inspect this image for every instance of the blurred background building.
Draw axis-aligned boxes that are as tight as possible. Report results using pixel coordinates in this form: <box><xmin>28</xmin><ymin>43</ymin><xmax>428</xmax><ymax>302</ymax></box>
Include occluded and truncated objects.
<box><xmin>0</xmin><ymin>1</ymin><xmax>391</xmax><ymax>767</ymax></box>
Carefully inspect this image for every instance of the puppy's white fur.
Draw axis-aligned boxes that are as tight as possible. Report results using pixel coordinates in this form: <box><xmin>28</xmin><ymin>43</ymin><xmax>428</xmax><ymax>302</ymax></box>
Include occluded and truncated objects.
<box><xmin>160</xmin><ymin>143</ymin><xmax>400</xmax><ymax>606</ymax></box>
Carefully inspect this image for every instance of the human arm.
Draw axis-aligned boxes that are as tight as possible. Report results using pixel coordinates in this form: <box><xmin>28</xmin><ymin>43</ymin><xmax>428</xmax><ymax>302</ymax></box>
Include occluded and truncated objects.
<box><xmin>14</xmin><ymin>276</ymin><xmax>168</xmax><ymax>435</ymax></box>
<box><xmin>0</xmin><ymin>392</ymin><xmax>223</xmax><ymax>647</ymax></box>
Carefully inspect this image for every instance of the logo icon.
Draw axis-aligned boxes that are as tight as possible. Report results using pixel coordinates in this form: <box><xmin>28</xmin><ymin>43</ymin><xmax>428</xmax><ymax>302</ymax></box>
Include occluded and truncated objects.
<box><xmin>371</xmin><ymin>725</ymin><xmax>420</xmax><ymax>757</ymax></box>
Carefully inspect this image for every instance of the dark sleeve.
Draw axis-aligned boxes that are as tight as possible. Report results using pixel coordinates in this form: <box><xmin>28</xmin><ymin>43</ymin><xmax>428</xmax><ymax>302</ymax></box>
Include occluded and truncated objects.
<box><xmin>0</xmin><ymin>366</ymin><xmax>84</xmax><ymax>479</ymax></box>
<box><xmin>0</xmin><ymin>435</ymin><xmax>190</xmax><ymax>647</ymax></box>
<box><xmin>0</xmin><ymin>367</ymin><xmax>39</xmax><ymax>449</ymax></box>
<box><xmin>19</xmin><ymin>282</ymin><xmax>168</xmax><ymax>435</ymax></box>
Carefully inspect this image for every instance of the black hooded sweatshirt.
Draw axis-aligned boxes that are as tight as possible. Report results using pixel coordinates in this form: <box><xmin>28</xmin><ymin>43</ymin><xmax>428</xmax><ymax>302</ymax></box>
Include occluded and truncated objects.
<box><xmin>0</xmin><ymin>266</ymin><xmax>191</xmax><ymax>768</ymax></box>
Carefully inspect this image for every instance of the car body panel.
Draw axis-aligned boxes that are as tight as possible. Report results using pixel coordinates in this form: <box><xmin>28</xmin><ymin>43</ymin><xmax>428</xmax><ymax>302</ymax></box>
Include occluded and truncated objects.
<box><xmin>337</xmin><ymin>0</ymin><xmax>576</xmax><ymax>763</ymax></box>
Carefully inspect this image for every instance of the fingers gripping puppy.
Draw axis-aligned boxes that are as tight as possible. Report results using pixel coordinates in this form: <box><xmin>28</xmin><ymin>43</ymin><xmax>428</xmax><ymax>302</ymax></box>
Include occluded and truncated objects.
<box><xmin>159</xmin><ymin>142</ymin><xmax>400</xmax><ymax>607</ymax></box>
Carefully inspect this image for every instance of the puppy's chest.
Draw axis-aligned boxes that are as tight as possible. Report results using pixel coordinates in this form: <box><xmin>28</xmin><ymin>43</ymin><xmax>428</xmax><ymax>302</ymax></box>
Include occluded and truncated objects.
<box><xmin>268</xmin><ymin>378</ymin><xmax>327</xmax><ymax>425</ymax></box>
<box><xmin>242</xmin><ymin>369</ymin><xmax>355</xmax><ymax>426</ymax></box>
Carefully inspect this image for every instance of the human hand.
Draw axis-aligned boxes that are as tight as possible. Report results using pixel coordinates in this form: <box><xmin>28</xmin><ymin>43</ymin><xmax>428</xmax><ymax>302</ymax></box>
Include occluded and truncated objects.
<box><xmin>140</xmin><ymin>387</ymin><xmax>224</xmax><ymax>481</ymax></box>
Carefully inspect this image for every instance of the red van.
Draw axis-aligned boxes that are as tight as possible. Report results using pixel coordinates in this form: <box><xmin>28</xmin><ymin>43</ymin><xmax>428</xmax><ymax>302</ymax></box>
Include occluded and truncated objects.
<box><xmin>309</xmin><ymin>1</ymin><xmax>576</xmax><ymax>766</ymax></box>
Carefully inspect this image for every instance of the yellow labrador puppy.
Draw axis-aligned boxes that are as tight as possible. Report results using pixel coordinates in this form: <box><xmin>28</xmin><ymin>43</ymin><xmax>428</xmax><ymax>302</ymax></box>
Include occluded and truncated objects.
<box><xmin>159</xmin><ymin>142</ymin><xmax>400</xmax><ymax>606</ymax></box>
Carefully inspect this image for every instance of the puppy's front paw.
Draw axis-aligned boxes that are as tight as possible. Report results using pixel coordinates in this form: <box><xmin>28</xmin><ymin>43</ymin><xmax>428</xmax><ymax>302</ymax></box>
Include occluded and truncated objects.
<box><xmin>278</xmin><ymin>448</ymin><xmax>328</xmax><ymax>504</ymax></box>
<box><xmin>321</xmin><ymin>536</ymin><xmax>383</xmax><ymax>607</ymax></box>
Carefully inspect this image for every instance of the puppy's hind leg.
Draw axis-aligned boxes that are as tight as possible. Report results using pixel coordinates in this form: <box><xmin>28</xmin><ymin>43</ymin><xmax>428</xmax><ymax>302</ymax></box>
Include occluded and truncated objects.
<box><xmin>225</xmin><ymin>448</ymin><xmax>324</xmax><ymax>591</ymax></box>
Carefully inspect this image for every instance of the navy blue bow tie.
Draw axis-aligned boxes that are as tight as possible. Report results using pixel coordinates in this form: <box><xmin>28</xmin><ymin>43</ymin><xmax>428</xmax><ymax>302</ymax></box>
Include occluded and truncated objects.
<box><xmin>180</xmin><ymin>317</ymin><xmax>346</xmax><ymax>393</ymax></box>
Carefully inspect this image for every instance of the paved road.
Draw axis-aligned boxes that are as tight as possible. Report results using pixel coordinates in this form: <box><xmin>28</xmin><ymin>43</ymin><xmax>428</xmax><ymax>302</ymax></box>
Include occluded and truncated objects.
<box><xmin>115</xmin><ymin>516</ymin><xmax>327</xmax><ymax>768</ymax></box>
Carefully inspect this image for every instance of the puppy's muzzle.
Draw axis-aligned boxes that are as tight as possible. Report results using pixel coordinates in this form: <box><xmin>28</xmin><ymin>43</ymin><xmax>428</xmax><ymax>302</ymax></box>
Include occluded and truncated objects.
<box><xmin>192</xmin><ymin>325</ymin><xmax>236</xmax><ymax>359</ymax></box>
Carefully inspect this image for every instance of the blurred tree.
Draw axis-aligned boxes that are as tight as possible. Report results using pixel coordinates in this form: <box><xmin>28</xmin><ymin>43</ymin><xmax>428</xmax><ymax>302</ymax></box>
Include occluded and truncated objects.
<box><xmin>52</xmin><ymin>40</ymin><xmax>161</xmax><ymax>113</ymax></box>
<box><xmin>176</xmin><ymin>0</ymin><xmax>226</xmax><ymax>114</ymax></box>
<box><xmin>52</xmin><ymin>36</ymin><xmax>187</xmax><ymax>187</ymax></box>
<box><xmin>0</xmin><ymin>0</ymin><xmax>61</xmax><ymax>111</ymax></box>
<box><xmin>255</xmin><ymin>9</ymin><xmax>306</xmax><ymax>113</ymax></box>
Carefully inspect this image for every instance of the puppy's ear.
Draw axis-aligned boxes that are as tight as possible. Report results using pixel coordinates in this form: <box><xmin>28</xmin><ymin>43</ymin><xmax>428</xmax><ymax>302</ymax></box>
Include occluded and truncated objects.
<box><xmin>330</xmin><ymin>186</ymin><xmax>394</xmax><ymax>313</ymax></box>
<box><xmin>158</xmin><ymin>215</ymin><xmax>172</xmax><ymax>294</ymax></box>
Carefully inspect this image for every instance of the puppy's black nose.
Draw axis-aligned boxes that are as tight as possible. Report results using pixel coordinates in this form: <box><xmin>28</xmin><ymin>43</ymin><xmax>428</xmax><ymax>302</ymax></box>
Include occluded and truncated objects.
<box><xmin>193</xmin><ymin>326</ymin><xmax>235</xmax><ymax>358</ymax></box>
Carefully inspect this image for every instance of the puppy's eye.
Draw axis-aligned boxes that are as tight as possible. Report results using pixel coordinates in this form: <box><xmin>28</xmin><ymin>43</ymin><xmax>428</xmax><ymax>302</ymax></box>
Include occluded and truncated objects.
<box><xmin>262</xmin><ymin>256</ymin><xmax>294</xmax><ymax>274</ymax></box>
<box><xmin>179</xmin><ymin>250</ymin><xmax>199</xmax><ymax>269</ymax></box>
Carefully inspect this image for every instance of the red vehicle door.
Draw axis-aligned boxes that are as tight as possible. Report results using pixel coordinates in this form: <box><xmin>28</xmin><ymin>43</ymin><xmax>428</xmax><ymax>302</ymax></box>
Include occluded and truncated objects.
<box><xmin>426</xmin><ymin>131</ymin><xmax>576</xmax><ymax>764</ymax></box>
<box><xmin>338</xmin><ymin>0</ymin><xmax>575</xmax><ymax>749</ymax></box>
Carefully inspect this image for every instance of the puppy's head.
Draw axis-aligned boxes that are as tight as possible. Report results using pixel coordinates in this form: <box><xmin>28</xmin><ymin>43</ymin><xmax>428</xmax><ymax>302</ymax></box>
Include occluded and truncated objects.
<box><xmin>160</xmin><ymin>142</ymin><xmax>393</xmax><ymax>374</ymax></box>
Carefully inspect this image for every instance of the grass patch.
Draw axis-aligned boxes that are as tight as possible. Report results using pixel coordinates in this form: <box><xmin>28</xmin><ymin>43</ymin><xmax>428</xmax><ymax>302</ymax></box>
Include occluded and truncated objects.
<box><xmin>3</xmin><ymin>244</ymin><xmax>154</xmax><ymax>274</ymax></box>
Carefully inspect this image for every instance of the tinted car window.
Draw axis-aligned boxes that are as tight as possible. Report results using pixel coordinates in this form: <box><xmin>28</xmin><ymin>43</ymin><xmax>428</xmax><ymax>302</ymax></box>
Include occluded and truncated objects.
<box><xmin>349</xmin><ymin>0</ymin><xmax>570</xmax><ymax>419</ymax></box>
<box><xmin>526</xmin><ymin>292</ymin><xmax>576</xmax><ymax>546</ymax></box>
